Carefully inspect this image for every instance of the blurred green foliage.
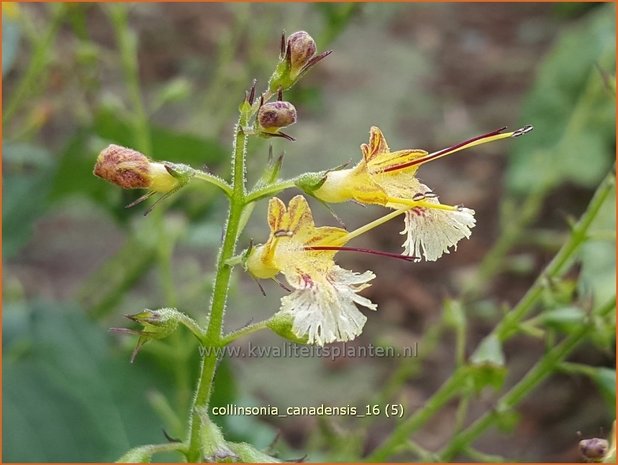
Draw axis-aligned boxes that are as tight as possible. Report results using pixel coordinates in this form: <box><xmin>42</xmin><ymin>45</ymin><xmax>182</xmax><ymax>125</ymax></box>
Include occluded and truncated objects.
<box><xmin>507</xmin><ymin>4</ymin><xmax>615</xmax><ymax>194</ymax></box>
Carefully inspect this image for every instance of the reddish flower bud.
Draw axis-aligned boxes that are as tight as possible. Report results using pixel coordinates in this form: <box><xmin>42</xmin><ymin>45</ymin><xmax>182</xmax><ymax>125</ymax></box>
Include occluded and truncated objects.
<box><xmin>93</xmin><ymin>144</ymin><xmax>181</xmax><ymax>193</ymax></box>
<box><xmin>93</xmin><ymin>144</ymin><xmax>152</xmax><ymax>189</ymax></box>
<box><xmin>579</xmin><ymin>438</ymin><xmax>609</xmax><ymax>462</ymax></box>
<box><xmin>268</xmin><ymin>31</ymin><xmax>332</xmax><ymax>92</ymax></box>
<box><xmin>287</xmin><ymin>31</ymin><xmax>317</xmax><ymax>79</ymax></box>
<box><xmin>258</xmin><ymin>101</ymin><xmax>297</xmax><ymax>132</ymax></box>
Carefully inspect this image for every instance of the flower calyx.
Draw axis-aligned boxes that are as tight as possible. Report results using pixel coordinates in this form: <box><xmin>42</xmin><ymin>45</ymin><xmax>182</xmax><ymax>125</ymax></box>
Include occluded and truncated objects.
<box><xmin>111</xmin><ymin>308</ymin><xmax>182</xmax><ymax>363</ymax></box>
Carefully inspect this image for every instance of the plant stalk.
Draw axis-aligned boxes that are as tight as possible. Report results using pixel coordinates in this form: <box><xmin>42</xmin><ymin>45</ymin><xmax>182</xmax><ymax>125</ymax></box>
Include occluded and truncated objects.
<box><xmin>185</xmin><ymin>122</ymin><xmax>248</xmax><ymax>462</ymax></box>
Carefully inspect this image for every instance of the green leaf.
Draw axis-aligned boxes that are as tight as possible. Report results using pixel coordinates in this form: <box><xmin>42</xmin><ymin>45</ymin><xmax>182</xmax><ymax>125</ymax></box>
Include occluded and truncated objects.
<box><xmin>506</xmin><ymin>5</ymin><xmax>615</xmax><ymax>194</ymax></box>
<box><xmin>3</xmin><ymin>143</ymin><xmax>54</xmax><ymax>258</ymax></box>
<box><xmin>468</xmin><ymin>334</ymin><xmax>507</xmax><ymax>391</ymax></box>
<box><xmin>3</xmin><ymin>301</ymin><xmax>179</xmax><ymax>462</ymax></box>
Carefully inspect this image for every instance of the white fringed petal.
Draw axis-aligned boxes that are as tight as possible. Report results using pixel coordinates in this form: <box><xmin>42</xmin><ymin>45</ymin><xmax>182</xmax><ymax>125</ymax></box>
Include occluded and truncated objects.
<box><xmin>280</xmin><ymin>266</ymin><xmax>377</xmax><ymax>346</ymax></box>
<box><xmin>401</xmin><ymin>206</ymin><xmax>476</xmax><ymax>261</ymax></box>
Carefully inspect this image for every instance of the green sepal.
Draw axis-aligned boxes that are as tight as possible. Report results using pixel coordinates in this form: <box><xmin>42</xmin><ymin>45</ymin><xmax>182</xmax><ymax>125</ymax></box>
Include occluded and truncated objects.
<box><xmin>200</xmin><ymin>413</ymin><xmax>237</xmax><ymax>462</ymax></box>
<box><xmin>295</xmin><ymin>171</ymin><xmax>328</xmax><ymax>195</ymax></box>
<box><xmin>126</xmin><ymin>308</ymin><xmax>181</xmax><ymax>339</ymax></box>
<box><xmin>468</xmin><ymin>334</ymin><xmax>507</xmax><ymax>392</ymax></box>
<box><xmin>267</xmin><ymin>312</ymin><xmax>309</xmax><ymax>345</ymax></box>
<box><xmin>163</xmin><ymin>162</ymin><xmax>195</xmax><ymax>185</ymax></box>
<box><xmin>227</xmin><ymin>442</ymin><xmax>281</xmax><ymax>463</ymax></box>
<box><xmin>268</xmin><ymin>60</ymin><xmax>294</xmax><ymax>93</ymax></box>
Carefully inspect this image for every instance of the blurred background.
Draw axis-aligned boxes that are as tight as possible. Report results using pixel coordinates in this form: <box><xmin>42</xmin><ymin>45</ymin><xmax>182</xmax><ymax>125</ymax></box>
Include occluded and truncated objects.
<box><xmin>3</xmin><ymin>2</ymin><xmax>615</xmax><ymax>462</ymax></box>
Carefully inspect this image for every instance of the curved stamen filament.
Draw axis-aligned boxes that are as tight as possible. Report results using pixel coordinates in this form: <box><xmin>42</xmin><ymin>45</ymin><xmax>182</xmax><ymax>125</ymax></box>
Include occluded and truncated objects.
<box><xmin>383</xmin><ymin>125</ymin><xmax>533</xmax><ymax>173</ymax></box>
<box><xmin>336</xmin><ymin>207</ymin><xmax>410</xmax><ymax>244</ymax></box>
<box><xmin>305</xmin><ymin>246</ymin><xmax>418</xmax><ymax>262</ymax></box>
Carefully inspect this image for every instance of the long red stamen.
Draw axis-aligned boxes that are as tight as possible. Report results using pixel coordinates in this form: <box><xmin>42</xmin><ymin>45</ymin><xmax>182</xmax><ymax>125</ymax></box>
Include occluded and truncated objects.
<box><xmin>305</xmin><ymin>246</ymin><xmax>418</xmax><ymax>262</ymax></box>
<box><xmin>383</xmin><ymin>126</ymin><xmax>508</xmax><ymax>173</ymax></box>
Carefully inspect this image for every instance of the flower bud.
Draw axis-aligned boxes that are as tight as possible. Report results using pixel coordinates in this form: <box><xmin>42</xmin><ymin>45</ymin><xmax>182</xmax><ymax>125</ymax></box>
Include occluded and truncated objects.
<box><xmin>94</xmin><ymin>144</ymin><xmax>180</xmax><ymax>193</ymax></box>
<box><xmin>258</xmin><ymin>101</ymin><xmax>297</xmax><ymax>133</ymax></box>
<box><xmin>268</xmin><ymin>31</ymin><xmax>332</xmax><ymax>92</ymax></box>
<box><xmin>94</xmin><ymin>144</ymin><xmax>151</xmax><ymax>189</ymax></box>
<box><xmin>287</xmin><ymin>31</ymin><xmax>317</xmax><ymax>79</ymax></box>
<box><xmin>579</xmin><ymin>438</ymin><xmax>609</xmax><ymax>462</ymax></box>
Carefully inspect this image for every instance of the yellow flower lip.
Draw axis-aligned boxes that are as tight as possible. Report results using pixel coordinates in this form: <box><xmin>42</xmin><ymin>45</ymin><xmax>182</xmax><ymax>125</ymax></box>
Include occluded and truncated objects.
<box><xmin>382</xmin><ymin>124</ymin><xmax>534</xmax><ymax>173</ymax></box>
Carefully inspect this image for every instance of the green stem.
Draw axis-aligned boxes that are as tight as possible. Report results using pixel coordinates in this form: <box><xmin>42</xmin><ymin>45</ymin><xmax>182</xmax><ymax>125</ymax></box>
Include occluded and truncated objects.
<box><xmin>194</xmin><ymin>171</ymin><xmax>233</xmax><ymax>197</ymax></box>
<box><xmin>438</xmin><ymin>297</ymin><xmax>616</xmax><ymax>461</ymax></box>
<box><xmin>493</xmin><ymin>170</ymin><xmax>615</xmax><ymax>342</ymax></box>
<box><xmin>176</xmin><ymin>313</ymin><xmax>207</xmax><ymax>343</ymax></box>
<box><xmin>4</xmin><ymin>4</ymin><xmax>66</xmax><ymax>123</ymax></box>
<box><xmin>219</xmin><ymin>318</ymin><xmax>273</xmax><ymax>346</ymax></box>
<box><xmin>245</xmin><ymin>178</ymin><xmax>297</xmax><ymax>203</ymax></box>
<box><xmin>367</xmin><ymin>369</ymin><xmax>470</xmax><ymax>462</ymax></box>
<box><xmin>367</xmin><ymin>169</ymin><xmax>615</xmax><ymax>462</ymax></box>
<box><xmin>185</xmin><ymin>121</ymin><xmax>248</xmax><ymax>462</ymax></box>
<box><xmin>116</xmin><ymin>442</ymin><xmax>187</xmax><ymax>463</ymax></box>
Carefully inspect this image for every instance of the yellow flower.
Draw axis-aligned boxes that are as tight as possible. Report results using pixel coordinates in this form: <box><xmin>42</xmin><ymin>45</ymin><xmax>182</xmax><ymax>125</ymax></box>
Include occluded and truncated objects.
<box><xmin>312</xmin><ymin>125</ymin><xmax>532</xmax><ymax>261</ymax></box>
<box><xmin>245</xmin><ymin>195</ymin><xmax>377</xmax><ymax>345</ymax></box>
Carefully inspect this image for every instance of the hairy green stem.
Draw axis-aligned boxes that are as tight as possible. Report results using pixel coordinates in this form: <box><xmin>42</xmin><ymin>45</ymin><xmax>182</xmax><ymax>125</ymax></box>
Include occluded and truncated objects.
<box><xmin>246</xmin><ymin>178</ymin><xmax>297</xmax><ymax>203</ymax></box>
<box><xmin>368</xmin><ymin>169</ymin><xmax>615</xmax><ymax>462</ymax></box>
<box><xmin>367</xmin><ymin>369</ymin><xmax>470</xmax><ymax>461</ymax></box>
<box><xmin>438</xmin><ymin>296</ymin><xmax>616</xmax><ymax>461</ymax></box>
<box><xmin>220</xmin><ymin>317</ymin><xmax>274</xmax><ymax>346</ymax></box>
<box><xmin>194</xmin><ymin>171</ymin><xmax>233</xmax><ymax>197</ymax></box>
<box><xmin>185</xmin><ymin>122</ymin><xmax>248</xmax><ymax>462</ymax></box>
